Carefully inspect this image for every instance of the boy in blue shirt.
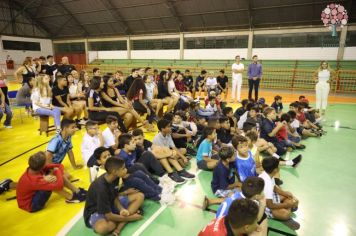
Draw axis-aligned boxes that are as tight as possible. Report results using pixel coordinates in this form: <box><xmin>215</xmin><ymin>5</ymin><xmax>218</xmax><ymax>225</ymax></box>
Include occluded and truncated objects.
<box><xmin>216</xmin><ymin>177</ymin><xmax>268</xmax><ymax>236</ymax></box>
<box><xmin>196</xmin><ymin>127</ymin><xmax>219</xmax><ymax>170</ymax></box>
<box><xmin>203</xmin><ymin>147</ymin><xmax>241</xmax><ymax>209</ymax></box>
<box><xmin>46</xmin><ymin>119</ymin><xmax>83</xmax><ymax>169</ymax></box>
<box><xmin>232</xmin><ymin>135</ymin><xmax>257</xmax><ymax>182</ymax></box>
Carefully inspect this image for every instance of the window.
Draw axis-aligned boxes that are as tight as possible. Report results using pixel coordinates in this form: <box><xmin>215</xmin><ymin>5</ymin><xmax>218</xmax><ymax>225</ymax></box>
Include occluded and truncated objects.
<box><xmin>89</xmin><ymin>41</ymin><xmax>127</xmax><ymax>51</ymax></box>
<box><xmin>345</xmin><ymin>31</ymin><xmax>356</xmax><ymax>47</ymax></box>
<box><xmin>253</xmin><ymin>33</ymin><xmax>339</xmax><ymax>48</ymax></box>
<box><xmin>54</xmin><ymin>43</ymin><xmax>85</xmax><ymax>53</ymax></box>
<box><xmin>2</xmin><ymin>40</ymin><xmax>41</xmax><ymax>51</ymax></box>
<box><xmin>184</xmin><ymin>36</ymin><xmax>248</xmax><ymax>49</ymax></box>
<box><xmin>132</xmin><ymin>39</ymin><xmax>179</xmax><ymax>50</ymax></box>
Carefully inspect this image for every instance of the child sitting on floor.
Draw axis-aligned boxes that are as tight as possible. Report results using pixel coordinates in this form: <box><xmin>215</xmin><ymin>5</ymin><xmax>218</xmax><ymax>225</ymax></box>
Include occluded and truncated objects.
<box><xmin>102</xmin><ymin>115</ymin><xmax>122</xmax><ymax>154</ymax></box>
<box><xmin>17</xmin><ymin>151</ymin><xmax>86</xmax><ymax>212</ymax></box>
<box><xmin>84</xmin><ymin>157</ymin><xmax>144</xmax><ymax>236</ymax></box>
<box><xmin>215</xmin><ymin>177</ymin><xmax>268</xmax><ymax>236</ymax></box>
<box><xmin>232</xmin><ymin>135</ymin><xmax>258</xmax><ymax>182</ymax></box>
<box><xmin>81</xmin><ymin>120</ymin><xmax>104</xmax><ymax>166</ymax></box>
<box><xmin>259</xmin><ymin>157</ymin><xmax>300</xmax><ymax>230</ymax></box>
<box><xmin>203</xmin><ymin>147</ymin><xmax>240</xmax><ymax>208</ymax></box>
<box><xmin>196</xmin><ymin>127</ymin><xmax>219</xmax><ymax>170</ymax></box>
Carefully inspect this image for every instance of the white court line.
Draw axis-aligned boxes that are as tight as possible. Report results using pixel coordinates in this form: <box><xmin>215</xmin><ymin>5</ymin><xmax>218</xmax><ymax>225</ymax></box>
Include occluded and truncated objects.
<box><xmin>132</xmin><ymin>205</ymin><xmax>167</xmax><ymax>236</ymax></box>
<box><xmin>57</xmin><ymin>208</ymin><xmax>84</xmax><ymax>236</ymax></box>
<box><xmin>285</xmin><ymin>151</ymin><xmax>290</xmax><ymax>160</ymax></box>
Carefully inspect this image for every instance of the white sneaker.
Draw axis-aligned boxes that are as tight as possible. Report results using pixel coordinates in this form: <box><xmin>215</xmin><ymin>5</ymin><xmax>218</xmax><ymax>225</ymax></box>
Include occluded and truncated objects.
<box><xmin>78</xmin><ymin>119</ymin><xmax>87</xmax><ymax>125</ymax></box>
<box><xmin>4</xmin><ymin>125</ymin><xmax>12</xmax><ymax>129</ymax></box>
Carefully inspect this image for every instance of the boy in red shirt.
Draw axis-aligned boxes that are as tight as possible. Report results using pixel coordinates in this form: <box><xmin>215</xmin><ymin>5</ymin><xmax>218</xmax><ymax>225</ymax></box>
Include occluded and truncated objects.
<box><xmin>276</xmin><ymin>113</ymin><xmax>306</xmax><ymax>150</ymax></box>
<box><xmin>198</xmin><ymin>198</ymin><xmax>259</xmax><ymax>236</ymax></box>
<box><xmin>16</xmin><ymin>151</ymin><xmax>87</xmax><ymax>212</ymax></box>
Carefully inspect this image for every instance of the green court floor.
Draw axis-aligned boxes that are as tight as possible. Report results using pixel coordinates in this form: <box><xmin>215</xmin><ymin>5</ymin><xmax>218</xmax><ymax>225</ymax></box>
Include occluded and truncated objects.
<box><xmin>63</xmin><ymin>104</ymin><xmax>356</xmax><ymax>236</ymax></box>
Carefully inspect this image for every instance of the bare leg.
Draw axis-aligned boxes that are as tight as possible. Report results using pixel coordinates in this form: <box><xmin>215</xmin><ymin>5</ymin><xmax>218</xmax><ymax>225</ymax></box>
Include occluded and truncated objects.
<box><xmin>63</xmin><ymin>174</ymin><xmax>79</xmax><ymax>193</ymax></box>
<box><xmin>61</xmin><ymin>107</ymin><xmax>74</xmax><ymax>119</ymax></box>
<box><xmin>159</xmin><ymin>158</ymin><xmax>174</xmax><ymax>173</ymax></box>
<box><xmin>206</xmin><ymin>159</ymin><xmax>219</xmax><ymax>169</ymax></box>
<box><xmin>123</xmin><ymin>112</ymin><xmax>133</xmax><ymax>128</ymax></box>
<box><xmin>93</xmin><ymin>219</ymin><xmax>117</xmax><ymax>235</ymax></box>
<box><xmin>168</xmin><ymin>157</ymin><xmax>183</xmax><ymax>171</ymax></box>
<box><xmin>126</xmin><ymin>192</ymin><xmax>144</xmax><ymax>215</ymax></box>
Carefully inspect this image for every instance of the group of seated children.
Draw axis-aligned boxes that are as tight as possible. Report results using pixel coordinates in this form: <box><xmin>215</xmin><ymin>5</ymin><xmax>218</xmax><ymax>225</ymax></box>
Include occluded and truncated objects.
<box><xmin>0</xmin><ymin>62</ymin><xmax>325</xmax><ymax>236</ymax></box>
<box><xmin>196</xmin><ymin>94</ymin><xmax>325</xmax><ymax>233</ymax></box>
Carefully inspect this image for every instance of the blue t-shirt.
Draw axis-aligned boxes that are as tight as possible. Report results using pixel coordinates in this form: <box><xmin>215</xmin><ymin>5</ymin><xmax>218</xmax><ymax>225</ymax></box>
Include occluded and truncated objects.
<box><xmin>47</xmin><ymin>134</ymin><xmax>73</xmax><ymax>164</ymax></box>
<box><xmin>216</xmin><ymin>191</ymin><xmax>243</xmax><ymax>218</ymax></box>
<box><xmin>260</xmin><ymin>118</ymin><xmax>278</xmax><ymax>143</ymax></box>
<box><xmin>196</xmin><ymin>139</ymin><xmax>212</xmax><ymax>162</ymax></box>
<box><xmin>211</xmin><ymin>161</ymin><xmax>235</xmax><ymax>194</ymax></box>
<box><xmin>235</xmin><ymin>151</ymin><xmax>257</xmax><ymax>182</ymax></box>
<box><xmin>117</xmin><ymin>149</ymin><xmax>136</xmax><ymax>168</ymax></box>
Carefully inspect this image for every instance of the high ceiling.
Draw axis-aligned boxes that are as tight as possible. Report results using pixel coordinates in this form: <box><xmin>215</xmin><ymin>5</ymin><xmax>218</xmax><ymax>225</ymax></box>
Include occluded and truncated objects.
<box><xmin>0</xmin><ymin>0</ymin><xmax>355</xmax><ymax>39</ymax></box>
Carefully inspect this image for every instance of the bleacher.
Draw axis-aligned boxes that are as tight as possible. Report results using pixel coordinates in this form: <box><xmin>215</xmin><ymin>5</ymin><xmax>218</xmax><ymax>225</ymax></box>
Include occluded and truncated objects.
<box><xmin>82</xmin><ymin>59</ymin><xmax>356</xmax><ymax>93</ymax></box>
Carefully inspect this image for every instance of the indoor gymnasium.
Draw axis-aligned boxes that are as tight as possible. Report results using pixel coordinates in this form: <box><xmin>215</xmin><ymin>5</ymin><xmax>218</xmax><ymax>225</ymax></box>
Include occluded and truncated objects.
<box><xmin>0</xmin><ymin>0</ymin><xmax>356</xmax><ymax>236</ymax></box>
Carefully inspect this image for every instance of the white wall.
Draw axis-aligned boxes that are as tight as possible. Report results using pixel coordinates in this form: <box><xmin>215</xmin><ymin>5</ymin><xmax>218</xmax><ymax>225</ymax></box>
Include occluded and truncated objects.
<box><xmin>131</xmin><ymin>50</ymin><xmax>179</xmax><ymax>59</ymax></box>
<box><xmin>0</xmin><ymin>35</ymin><xmax>53</xmax><ymax>66</ymax></box>
<box><xmin>88</xmin><ymin>50</ymin><xmax>127</xmax><ymax>62</ymax></box>
<box><xmin>88</xmin><ymin>47</ymin><xmax>353</xmax><ymax>61</ymax></box>
<box><xmin>343</xmin><ymin>47</ymin><xmax>356</xmax><ymax>60</ymax></box>
<box><xmin>252</xmin><ymin>48</ymin><xmax>339</xmax><ymax>60</ymax></box>
<box><xmin>184</xmin><ymin>49</ymin><xmax>248</xmax><ymax>60</ymax></box>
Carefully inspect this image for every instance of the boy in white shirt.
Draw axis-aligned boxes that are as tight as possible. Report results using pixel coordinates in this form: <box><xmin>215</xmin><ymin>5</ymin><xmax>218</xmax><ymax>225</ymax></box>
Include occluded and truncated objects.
<box><xmin>102</xmin><ymin>115</ymin><xmax>121</xmax><ymax>154</ymax></box>
<box><xmin>81</xmin><ymin>120</ymin><xmax>104</xmax><ymax>165</ymax></box>
<box><xmin>205</xmin><ymin>71</ymin><xmax>218</xmax><ymax>94</ymax></box>
<box><xmin>259</xmin><ymin>157</ymin><xmax>300</xmax><ymax>230</ymax></box>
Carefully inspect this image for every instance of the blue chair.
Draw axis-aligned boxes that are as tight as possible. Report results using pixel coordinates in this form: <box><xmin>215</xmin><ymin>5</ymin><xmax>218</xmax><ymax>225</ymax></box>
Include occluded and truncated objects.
<box><xmin>7</xmin><ymin>90</ymin><xmax>29</xmax><ymax>123</ymax></box>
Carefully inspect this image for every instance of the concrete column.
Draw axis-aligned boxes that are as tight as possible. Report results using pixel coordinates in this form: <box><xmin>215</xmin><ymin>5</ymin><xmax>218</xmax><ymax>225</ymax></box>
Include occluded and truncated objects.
<box><xmin>84</xmin><ymin>38</ymin><xmax>89</xmax><ymax>64</ymax></box>
<box><xmin>337</xmin><ymin>25</ymin><xmax>348</xmax><ymax>60</ymax></box>
<box><xmin>127</xmin><ymin>36</ymin><xmax>131</xmax><ymax>60</ymax></box>
<box><xmin>179</xmin><ymin>32</ymin><xmax>184</xmax><ymax>60</ymax></box>
<box><xmin>247</xmin><ymin>30</ymin><xmax>253</xmax><ymax>60</ymax></box>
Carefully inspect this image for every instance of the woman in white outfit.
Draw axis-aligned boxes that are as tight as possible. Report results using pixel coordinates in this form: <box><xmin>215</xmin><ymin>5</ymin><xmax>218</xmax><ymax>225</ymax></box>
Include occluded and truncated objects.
<box><xmin>314</xmin><ymin>61</ymin><xmax>334</xmax><ymax>116</ymax></box>
<box><xmin>231</xmin><ymin>55</ymin><xmax>244</xmax><ymax>103</ymax></box>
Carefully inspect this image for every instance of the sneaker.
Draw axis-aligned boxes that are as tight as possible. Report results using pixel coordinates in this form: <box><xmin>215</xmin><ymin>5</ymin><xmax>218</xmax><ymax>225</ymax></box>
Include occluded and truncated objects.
<box><xmin>295</xmin><ymin>144</ymin><xmax>306</xmax><ymax>150</ymax></box>
<box><xmin>66</xmin><ymin>192</ymin><xmax>85</xmax><ymax>203</ymax></box>
<box><xmin>292</xmin><ymin>155</ymin><xmax>302</xmax><ymax>168</ymax></box>
<box><xmin>4</xmin><ymin>125</ymin><xmax>12</xmax><ymax>129</ymax></box>
<box><xmin>178</xmin><ymin>169</ymin><xmax>195</xmax><ymax>179</ymax></box>
<box><xmin>186</xmin><ymin>147</ymin><xmax>197</xmax><ymax>156</ymax></box>
<box><xmin>168</xmin><ymin>172</ymin><xmax>186</xmax><ymax>184</ymax></box>
<box><xmin>283</xmin><ymin>218</ymin><xmax>300</xmax><ymax>230</ymax></box>
<box><xmin>275</xmin><ymin>178</ymin><xmax>283</xmax><ymax>186</ymax></box>
<box><xmin>78</xmin><ymin>188</ymin><xmax>87</xmax><ymax>197</ymax></box>
<box><xmin>78</xmin><ymin>119</ymin><xmax>87</xmax><ymax>125</ymax></box>
<box><xmin>0</xmin><ymin>179</ymin><xmax>13</xmax><ymax>194</ymax></box>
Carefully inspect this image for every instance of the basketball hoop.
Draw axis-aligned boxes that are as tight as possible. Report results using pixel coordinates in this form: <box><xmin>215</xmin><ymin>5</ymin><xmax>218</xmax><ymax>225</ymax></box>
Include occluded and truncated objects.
<box><xmin>321</xmin><ymin>3</ymin><xmax>348</xmax><ymax>37</ymax></box>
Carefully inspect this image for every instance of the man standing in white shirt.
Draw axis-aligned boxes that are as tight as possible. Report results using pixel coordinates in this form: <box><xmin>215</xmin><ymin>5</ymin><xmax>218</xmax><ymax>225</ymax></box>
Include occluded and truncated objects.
<box><xmin>231</xmin><ymin>55</ymin><xmax>244</xmax><ymax>103</ymax></box>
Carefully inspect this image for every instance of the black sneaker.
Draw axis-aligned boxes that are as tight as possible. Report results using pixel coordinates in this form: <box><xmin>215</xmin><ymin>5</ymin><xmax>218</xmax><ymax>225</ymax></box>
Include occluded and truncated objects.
<box><xmin>186</xmin><ymin>147</ymin><xmax>197</xmax><ymax>156</ymax></box>
<box><xmin>283</xmin><ymin>218</ymin><xmax>300</xmax><ymax>230</ymax></box>
<box><xmin>292</xmin><ymin>155</ymin><xmax>302</xmax><ymax>168</ymax></box>
<box><xmin>168</xmin><ymin>172</ymin><xmax>186</xmax><ymax>184</ymax></box>
<box><xmin>66</xmin><ymin>192</ymin><xmax>86</xmax><ymax>203</ymax></box>
<box><xmin>178</xmin><ymin>169</ymin><xmax>195</xmax><ymax>179</ymax></box>
<box><xmin>0</xmin><ymin>179</ymin><xmax>13</xmax><ymax>194</ymax></box>
<box><xmin>275</xmin><ymin>178</ymin><xmax>283</xmax><ymax>186</ymax></box>
<box><xmin>295</xmin><ymin>144</ymin><xmax>306</xmax><ymax>149</ymax></box>
<box><xmin>78</xmin><ymin>188</ymin><xmax>87</xmax><ymax>197</ymax></box>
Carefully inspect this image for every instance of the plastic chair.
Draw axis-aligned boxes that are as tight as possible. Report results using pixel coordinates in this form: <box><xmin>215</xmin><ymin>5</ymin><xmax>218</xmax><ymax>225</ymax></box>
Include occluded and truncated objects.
<box><xmin>7</xmin><ymin>90</ymin><xmax>29</xmax><ymax>123</ymax></box>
